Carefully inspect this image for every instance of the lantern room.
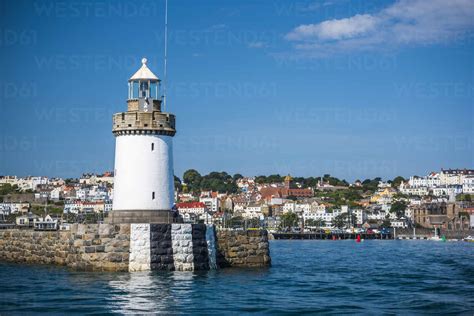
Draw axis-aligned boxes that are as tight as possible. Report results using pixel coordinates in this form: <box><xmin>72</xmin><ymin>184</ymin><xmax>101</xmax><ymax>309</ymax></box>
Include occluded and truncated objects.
<box><xmin>128</xmin><ymin>58</ymin><xmax>161</xmax><ymax>100</ymax></box>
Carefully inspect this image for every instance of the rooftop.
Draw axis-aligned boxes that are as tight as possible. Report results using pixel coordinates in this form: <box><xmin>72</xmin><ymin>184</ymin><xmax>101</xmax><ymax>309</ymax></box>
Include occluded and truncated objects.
<box><xmin>129</xmin><ymin>58</ymin><xmax>159</xmax><ymax>81</ymax></box>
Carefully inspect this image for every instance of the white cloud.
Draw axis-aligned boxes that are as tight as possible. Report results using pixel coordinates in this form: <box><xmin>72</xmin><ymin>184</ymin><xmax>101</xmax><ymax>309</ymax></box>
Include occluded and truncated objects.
<box><xmin>285</xmin><ymin>0</ymin><xmax>474</xmax><ymax>56</ymax></box>
<box><xmin>286</xmin><ymin>14</ymin><xmax>377</xmax><ymax>41</ymax></box>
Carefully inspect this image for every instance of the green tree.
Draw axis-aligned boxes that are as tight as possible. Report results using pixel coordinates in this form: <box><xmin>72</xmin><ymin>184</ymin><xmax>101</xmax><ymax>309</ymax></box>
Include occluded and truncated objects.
<box><xmin>280</xmin><ymin>212</ymin><xmax>298</xmax><ymax>229</ymax></box>
<box><xmin>391</xmin><ymin>176</ymin><xmax>406</xmax><ymax>188</ymax></box>
<box><xmin>361</xmin><ymin>177</ymin><xmax>381</xmax><ymax>192</ymax></box>
<box><xmin>0</xmin><ymin>184</ymin><xmax>19</xmax><ymax>196</ymax></box>
<box><xmin>456</xmin><ymin>194</ymin><xmax>472</xmax><ymax>202</ymax></box>
<box><xmin>183</xmin><ymin>169</ymin><xmax>202</xmax><ymax>193</ymax></box>
<box><xmin>380</xmin><ymin>215</ymin><xmax>392</xmax><ymax>228</ymax></box>
<box><xmin>390</xmin><ymin>201</ymin><xmax>407</xmax><ymax>219</ymax></box>
<box><xmin>305</xmin><ymin>219</ymin><xmax>316</xmax><ymax>227</ymax></box>
<box><xmin>233</xmin><ymin>173</ymin><xmax>244</xmax><ymax>181</ymax></box>
<box><xmin>174</xmin><ymin>175</ymin><xmax>182</xmax><ymax>192</ymax></box>
<box><xmin>333</xmin><ymin>212</ymin><xmax>356</xmax><ymax>228</ymax></box>
<box><xmin>333</xmin><ymin>214</ymin><xmax>345</xmax><ymax>229</ymax></box>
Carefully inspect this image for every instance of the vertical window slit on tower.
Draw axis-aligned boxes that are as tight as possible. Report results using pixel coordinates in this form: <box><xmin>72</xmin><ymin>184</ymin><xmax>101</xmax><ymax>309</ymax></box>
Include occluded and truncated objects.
<box><xmin>152</xmin><ymin>192</ymin><xmax>155</xmax><ymax>200</ymax></box>
<box><xmin>151</xmin><ymin>143</ymin><xmax>154</xmax><ymax>151</ymax></box>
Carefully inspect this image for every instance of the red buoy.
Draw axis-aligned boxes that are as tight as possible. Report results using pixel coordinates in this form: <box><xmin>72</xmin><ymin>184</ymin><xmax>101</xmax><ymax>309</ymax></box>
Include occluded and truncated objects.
<box><xmin>356</xmin><ymin>235</ymin><xmax>361</xmax><ymax>243</ymax></box>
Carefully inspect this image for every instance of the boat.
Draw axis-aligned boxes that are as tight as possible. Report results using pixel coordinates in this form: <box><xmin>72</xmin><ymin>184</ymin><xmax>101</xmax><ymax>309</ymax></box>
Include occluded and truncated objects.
<box><xmin>428</xmin><ymin>235</ymin><xmax>446</xmax><ymax>242</ymax></box>
<box><xmin>463</xmin><ymin>236</ymin><xmax>474</xmax><ymax>242</ymax></box>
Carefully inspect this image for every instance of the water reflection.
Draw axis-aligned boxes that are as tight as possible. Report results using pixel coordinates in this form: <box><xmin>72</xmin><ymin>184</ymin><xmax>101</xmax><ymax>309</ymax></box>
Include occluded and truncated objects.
<box><xmin>107</xmin><ymin>271</ymin><xmax>171</xmax><ymax>313</ymax></box>
<box><xmin>106</xmin><ymin>271</ymin><xmax>201</xmax><ymax>314</ymax></box>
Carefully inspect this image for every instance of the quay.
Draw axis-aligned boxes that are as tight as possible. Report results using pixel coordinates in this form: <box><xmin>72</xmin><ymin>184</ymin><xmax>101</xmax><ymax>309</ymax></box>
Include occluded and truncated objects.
<box><xmin>272</xmin><ymin>232</ymin><xmax>393</xmax><ymax>240</ymax></box>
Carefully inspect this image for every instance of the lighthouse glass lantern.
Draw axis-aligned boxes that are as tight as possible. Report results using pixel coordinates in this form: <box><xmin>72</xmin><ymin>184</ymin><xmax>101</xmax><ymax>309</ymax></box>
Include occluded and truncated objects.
<box><xmin>109</xmin><ymin>57</ymin><xmax>177</xmax><ymax>224</ymax></box>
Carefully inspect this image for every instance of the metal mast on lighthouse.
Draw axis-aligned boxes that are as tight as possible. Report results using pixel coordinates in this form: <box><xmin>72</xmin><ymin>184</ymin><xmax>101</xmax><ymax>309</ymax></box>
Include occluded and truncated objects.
<box><xmin>162</xmin><ymin>0</ymin><xmax>169</xmax><ymax>112</ymax></box>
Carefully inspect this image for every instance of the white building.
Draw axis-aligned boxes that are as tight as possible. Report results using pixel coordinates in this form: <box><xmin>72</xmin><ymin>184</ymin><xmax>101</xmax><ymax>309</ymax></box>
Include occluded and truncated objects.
<box><xmin>295</xmin><ymin>203</ymin><xmax>311</xmax><ymax>214</ymax></box>
<box><xmin>34</xmin><ymin>214</ymin><xmax>58</xmax><ymax>230</ymax></box>
<box><xmin>200</xmin><ymin>197</ymin><xmax>220</xmax><ymax>213</ymax></box>
<box><xmin>462</xmin><ymin>176</ymin><xmax>474</xmax><ymax>194</ymax></box>
<box><xmin>390</xmin><ymin>219</ymin><xmax>408</xmax><ymax>228</ymax></box>
<box><xmin>50</xmin><ymin>187</ymin><xmax>63</xmax><ymax>201</ymax></box>
<box><xmin>440</xmin><ymin>169</ymin><xmax>474</xmax><ymax>186</ymax></box>
<box><xmin>399</xmin><ymin>183</ymin><xmax>429</xmax><ymax>196</ymax></box>
<box><xmin>311</xmin><ymin>201</ymin><xmax>326</xmax><ymax>212</ymax></box>
<box><xmin>243</xmin><ymin>204</ymin><xmax>263</xmax><ymax>219</ymax></box>
<box><xmin>283</xmin><ymin>201</ymin><xmax>295</xmax><ymax>213</ymax></box>
<box><xmin>0</xmin><ymin>202</ymin><xmax>29</xmax><ymax>214</ymax></box>
<box><xmin>176</xmin><ymin>202</ymin><xmax>207</xmax><ymax>215</ymax></box>
<box><xmin>76</xmin><ymin>188</ymin><xmax>89</xmax><ymax>200</ymax></box>
<box><xmin>353</xmin><ymin>209</ymin><xmax>367</xmax><ymax>225</ymax></box>
<box><xmin>303</xmin><ymin>207</ymin><xmax>347</xmax><ymax>227</ymax></box>
<box><xmin>111</xmin><ymin>58</ymin><xmax>176</xmax><ymax>223</ymax></box>
<box><xmin>432</xmin><ymin>185</ymin><xmax>463</xmax><ymax>197</ymax></box>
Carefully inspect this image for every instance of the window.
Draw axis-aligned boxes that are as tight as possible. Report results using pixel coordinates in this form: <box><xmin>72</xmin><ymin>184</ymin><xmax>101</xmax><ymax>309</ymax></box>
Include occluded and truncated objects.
<box><xmin>151</xmin><ymin>143</ymin><xmax>154</xmax><ymax>151</ymax></box>
<box><xmin>152</xmin><ymin>192</ymin><xmax>155</xmax><ymax>200</ymax></box>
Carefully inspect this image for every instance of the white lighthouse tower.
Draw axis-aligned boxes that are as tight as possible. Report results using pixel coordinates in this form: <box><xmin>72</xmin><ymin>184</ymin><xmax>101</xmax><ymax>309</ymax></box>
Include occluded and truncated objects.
<box><xmin>108</xmin><ymin>58</ymin><xmax>178</xmax><ymax>224</ymax></box>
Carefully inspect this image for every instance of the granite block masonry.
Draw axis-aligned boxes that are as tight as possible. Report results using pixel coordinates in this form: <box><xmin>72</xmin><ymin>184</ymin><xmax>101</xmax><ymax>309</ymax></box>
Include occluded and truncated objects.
<box><xmin>216</xmin><ymin>229</ymin><xmax>271</xmax><ymax>268</ymax></box>
<box><xmin>0</xmin><ymin>224</ymin><xmax>270</xmax><ymax>271</ymax></box>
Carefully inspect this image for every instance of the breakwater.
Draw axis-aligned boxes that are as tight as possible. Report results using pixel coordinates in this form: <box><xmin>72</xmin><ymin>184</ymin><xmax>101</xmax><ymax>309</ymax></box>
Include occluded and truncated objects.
<box><xmin>216</xmin><ymin>229</ymin><xmax>271</xmax><ymax>267</ymax></box>
<box><xmin>272</xmin><ymin>232</ymin><xmax>392</xmax><ymax>240</ymax></box>
<box><xmin>0</xmin><ymin>224</ymin><xmax>270</xmax><ymax>271</ymax></box>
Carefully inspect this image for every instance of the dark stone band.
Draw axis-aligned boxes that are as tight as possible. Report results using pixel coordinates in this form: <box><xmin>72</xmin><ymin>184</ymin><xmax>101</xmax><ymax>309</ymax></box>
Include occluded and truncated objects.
<box><xmin>106</xmin><ymin>209</ymin><xmax>182</xmax><ymax>224</ymax></box>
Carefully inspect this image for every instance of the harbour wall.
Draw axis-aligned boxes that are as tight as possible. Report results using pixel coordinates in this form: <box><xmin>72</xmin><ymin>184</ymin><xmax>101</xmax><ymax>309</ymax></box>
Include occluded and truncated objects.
<box><xmin>216</xmin><ymin>229</ymin><xmax>271</xmax><ymax>267</ymax></box>
<box><xmin>0</xmin><ymin>224</ymin><xmax>270</xmax><ymax>271</ymax></box>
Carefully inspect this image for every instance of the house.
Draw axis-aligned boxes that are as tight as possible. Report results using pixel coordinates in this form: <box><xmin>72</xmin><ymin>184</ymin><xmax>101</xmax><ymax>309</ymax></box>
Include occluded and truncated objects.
<box><xmin>412</xmin><ymin>202</ymin><xmax>447</xmax><ymax>229</ymax></box>
<box><xmin>16</xmin><ymin>213</ymin><xmax>39</xmax><ymax>228</ymax></box>
<box><xmin>200</xmin><ymin>191</ymin><xmax>220</xmax><ymax>213</ymax></box>
<box><xmin>440</xmin><ymin>169</ymin><xmax>474</xmax><ymax>186</ymax></box>
<box><xmin>176</xmin><ymin>202</ymin><xmax>207</xmax><ymax>216</ymax></box>
<box><xmin>243</xmin><ymin>204</ymin><xmax>263</xmax><ymax>219</ymax></box>
<box><xmin>390</xmin><ymin>218</ymin><xmax>408</xmax><ymax>228</ymax></box>
<box><xmin>177</xmin><ymin>193</ymin><xmax>195</xmax><ymax>202</ymax></box>
<box><xmin>181</xmin><ymin>212</ymin><xmax>198</xmax><ymax>223</ymax></box>
<box><xmin>199</xmin><ymin>212</ymin><xmax>213</xmax><ymax>224</ymax></box>
<box><xmin>0</xmin><ymin>202</ymin><xmax>29</xmax><ymax>214</ymax></box>
<box><xmin>370</xmin><ymin>187</ymin><xmax>397</xmax><ymax>203</ymax></box>
<box><xmin>432</xmin><ymin>185</ymin><xmax>462</xmax><ymax>197</ymax></box>
<box><xmin>259</xmin><ymin>175</ymin><xmax>313</xmax><ymax>201</ymax></box>
<box><xmin>353</xmin><ymin>209</ymin><xmax>367</xmax><ymax>225</ymax></box>
<box><xmin>462</xmin><ymin>176</ymin><xmax>474</xmax><ymax>194</ymax></box>
<box><xmin>34</xmin><ymin>214</ymin><xmax>59</xmax><ymax>231</ymax></box>
<box><xmin>399</xmin><ymin>183</ymin><xmax>429</xmax><ymax>196</ymax></box>
<box><xmin>50</xmin><ymin>187</ymin><xmax>63</xmax><ymax>201</ymax></box>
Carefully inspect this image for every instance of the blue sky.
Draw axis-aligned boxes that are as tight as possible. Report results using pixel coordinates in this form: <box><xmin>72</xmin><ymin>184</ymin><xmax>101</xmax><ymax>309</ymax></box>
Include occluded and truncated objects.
<box><xmin>0</xmin><ymin>0</ymin><xmax>473</xmax><ymax>181</ymax></box>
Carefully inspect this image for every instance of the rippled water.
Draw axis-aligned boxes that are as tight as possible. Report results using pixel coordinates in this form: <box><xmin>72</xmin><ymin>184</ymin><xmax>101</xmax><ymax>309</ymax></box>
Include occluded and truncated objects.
<box><xmin>1</xmin><ymin>240</ymin><xmax>473</xmax><ymax>314</ymax></box>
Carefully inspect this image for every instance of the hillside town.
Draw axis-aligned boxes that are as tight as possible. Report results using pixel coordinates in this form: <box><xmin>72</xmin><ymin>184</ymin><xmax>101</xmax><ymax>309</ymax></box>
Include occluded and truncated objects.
<box><xmin>1</xmin><ymin>169</ymin><xmax>473</xmax><ymax>234</ymax></box>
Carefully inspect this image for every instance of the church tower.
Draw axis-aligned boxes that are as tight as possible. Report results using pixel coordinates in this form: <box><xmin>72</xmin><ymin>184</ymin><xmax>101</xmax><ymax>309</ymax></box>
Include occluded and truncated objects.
<box><xmin>108</xmin><ymin>58</ymin><xmax>178</xmax><ymax>223</ymax></box>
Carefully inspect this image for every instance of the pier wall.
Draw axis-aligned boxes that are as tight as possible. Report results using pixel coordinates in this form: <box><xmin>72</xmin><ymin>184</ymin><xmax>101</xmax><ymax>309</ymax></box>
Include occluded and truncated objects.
<box><xmin>0</xmin><ymin>224</ymin><xmax>270</xmax><ymax>271</ymax></box>
<box><xmin>0</xmin><ymin>224</ymin><xmax>131</xmax><ymax>271</ymax></box>
<box><xmin>216</xmin><ymin>229</ymin><xmax>271</xmax><ymax>267</ymax></box>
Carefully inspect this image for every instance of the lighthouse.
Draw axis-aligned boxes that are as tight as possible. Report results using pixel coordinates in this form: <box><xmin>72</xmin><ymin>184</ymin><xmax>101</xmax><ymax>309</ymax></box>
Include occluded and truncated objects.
<box><xmin>108</xmin><ymin>58</ymin><xmax>178</xmax><ymax>224</ymax></box>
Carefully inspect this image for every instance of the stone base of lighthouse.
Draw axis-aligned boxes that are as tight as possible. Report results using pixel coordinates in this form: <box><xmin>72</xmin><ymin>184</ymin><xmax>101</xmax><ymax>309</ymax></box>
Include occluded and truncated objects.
<box><xmin>106</xmin><ymin>209</ymin><xmax>182</xmax><ymax>224</ymax></box>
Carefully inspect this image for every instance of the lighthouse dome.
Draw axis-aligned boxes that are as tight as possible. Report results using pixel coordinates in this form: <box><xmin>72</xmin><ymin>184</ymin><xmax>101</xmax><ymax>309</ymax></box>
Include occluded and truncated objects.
<box><xmin>129</xmin><ymin>58</ymin><xmax>159</xmax><ymax>81</ymax></box>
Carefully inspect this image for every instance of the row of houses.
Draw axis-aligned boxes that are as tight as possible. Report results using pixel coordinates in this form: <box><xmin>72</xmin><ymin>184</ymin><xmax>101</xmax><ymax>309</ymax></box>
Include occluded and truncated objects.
<box><xmin>63</xmin><ymin>200</ymin><xmax>113</xmax><ymax>214</ymax></box>
<box><xmin>405</xmin><ymin>169</ymin><xmax>474</xmax><ymax>194</ymax></box>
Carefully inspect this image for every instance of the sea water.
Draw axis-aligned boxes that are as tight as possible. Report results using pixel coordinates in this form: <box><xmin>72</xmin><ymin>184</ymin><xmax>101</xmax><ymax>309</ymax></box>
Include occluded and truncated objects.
<box><xmin>0</xmin><ymin>240</ymin><xmax>473</xmax><ymax>314</ymax></box>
